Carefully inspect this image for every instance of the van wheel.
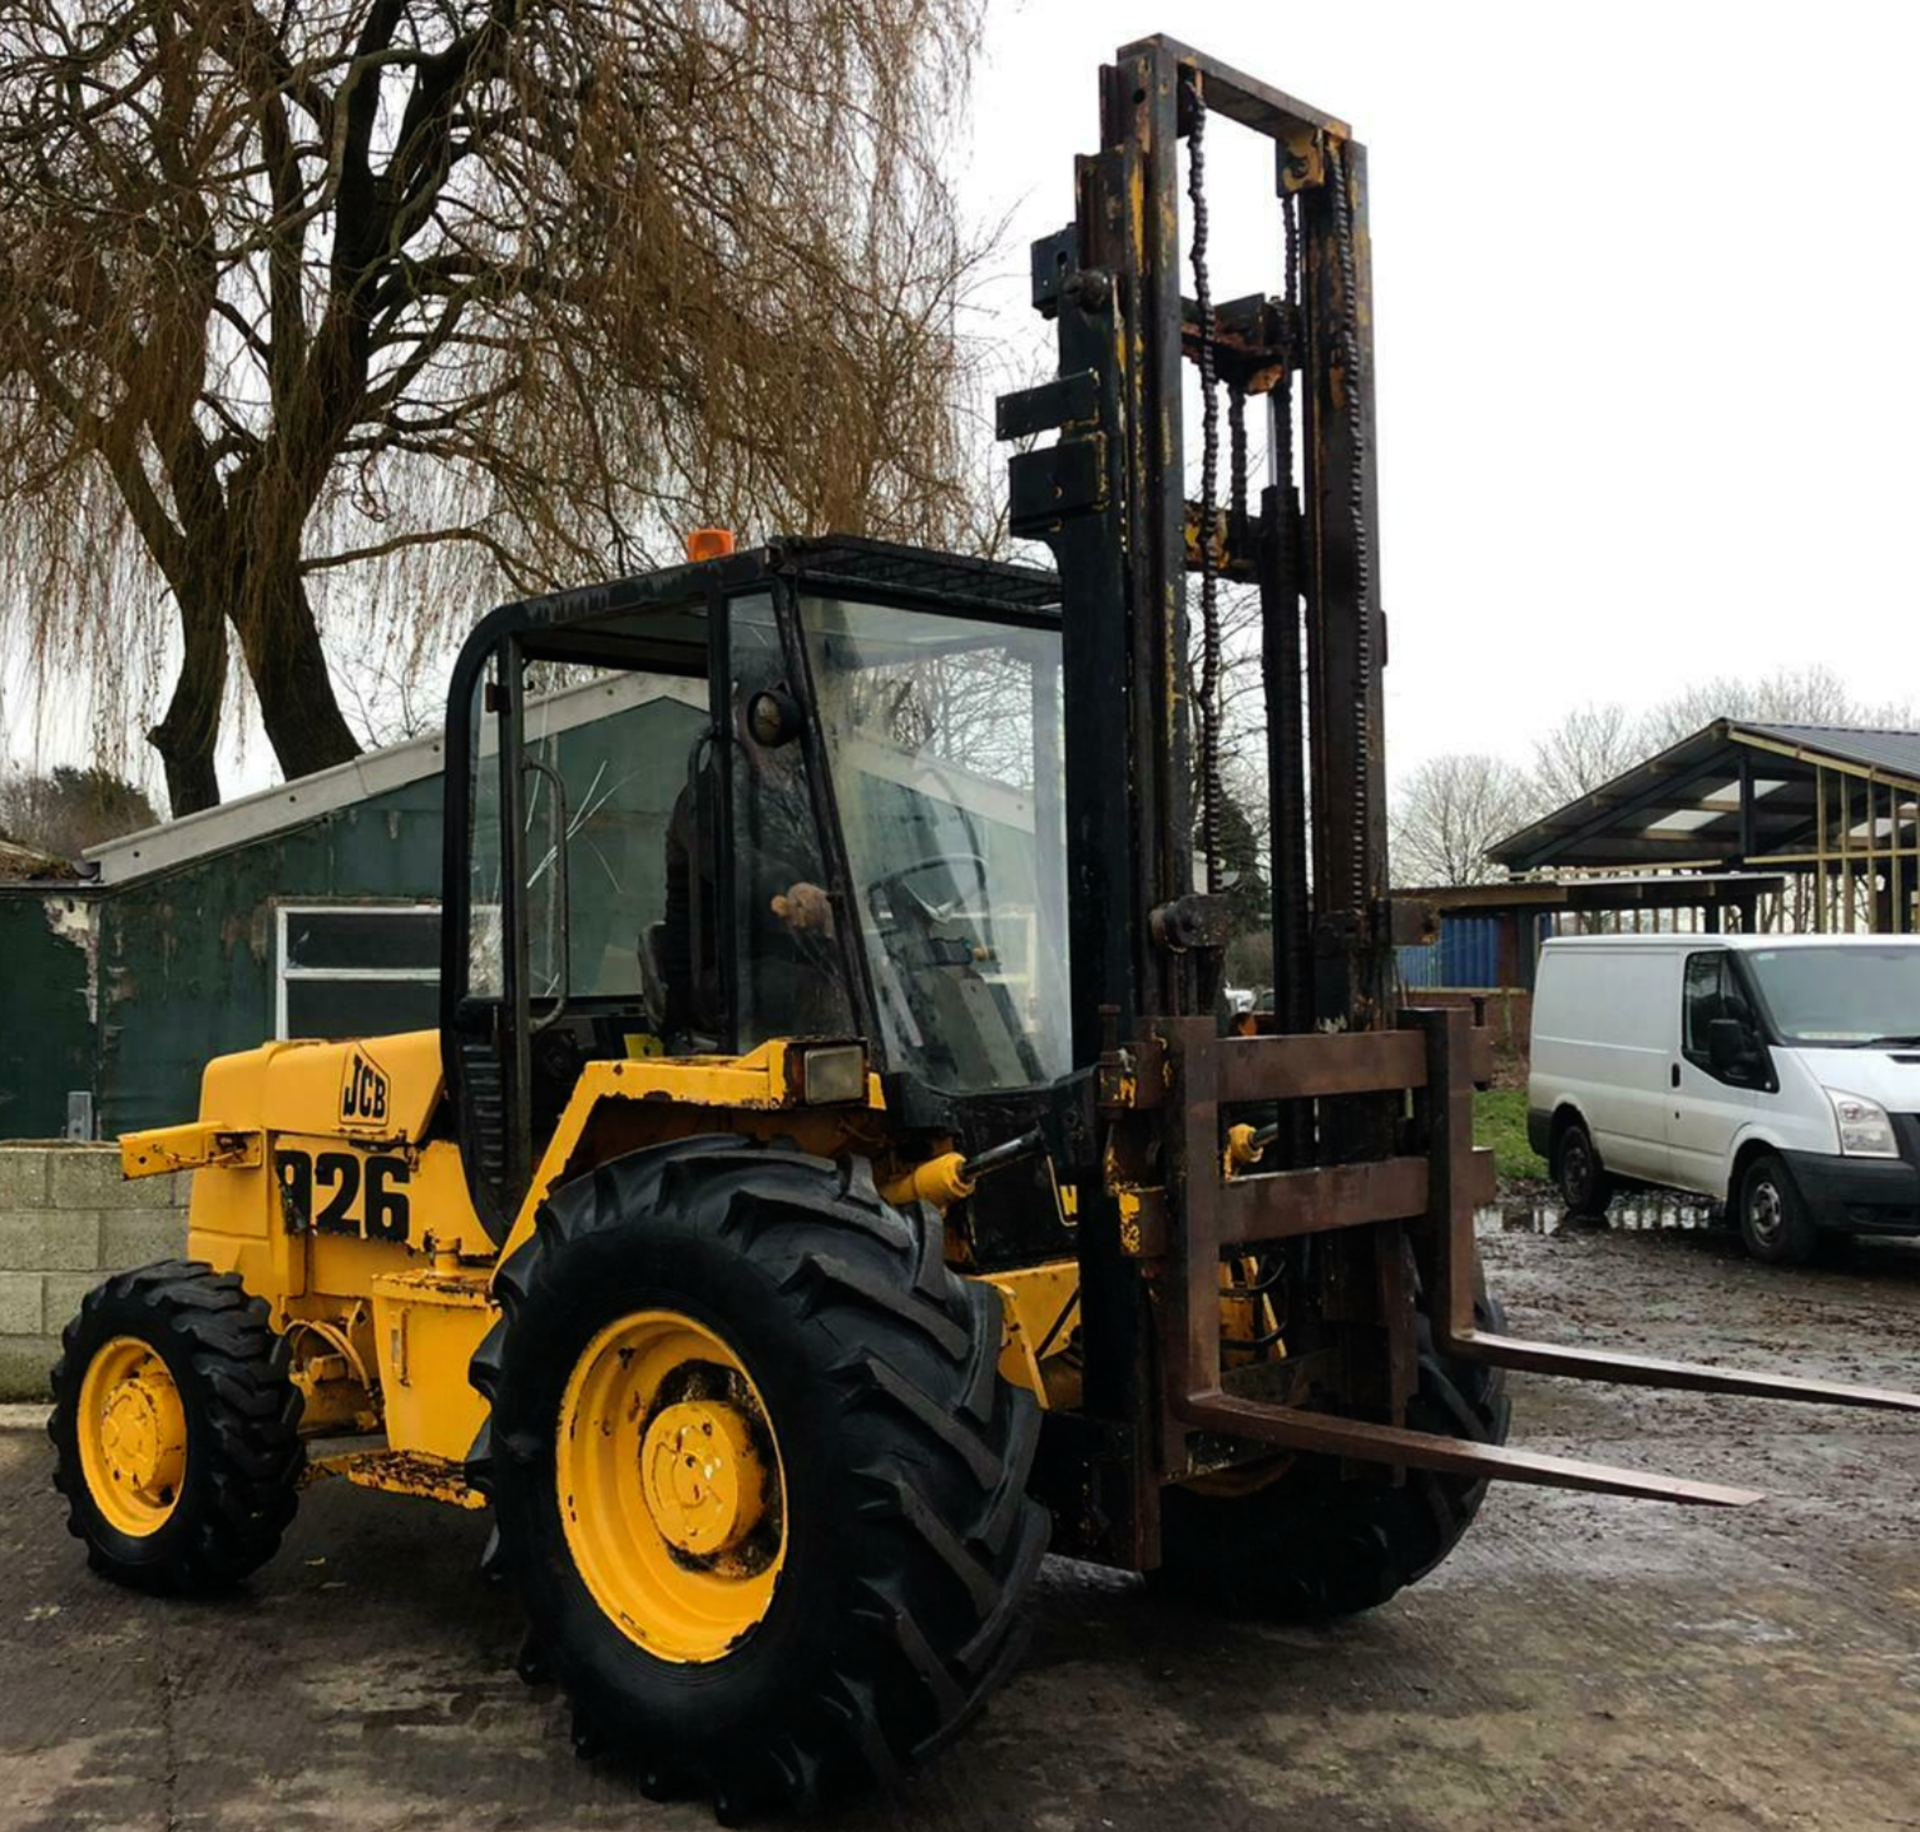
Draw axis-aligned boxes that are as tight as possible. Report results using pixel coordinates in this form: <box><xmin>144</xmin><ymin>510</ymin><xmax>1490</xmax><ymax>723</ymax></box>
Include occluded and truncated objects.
<box><xmin>1737</xmin><ymin>1153</ymin><xmax>1822</xmax><ymax>1266</ymax></box>
<box><xmin>1553</xmin><ymin>1119</ymin><xmax>1613</xmax><ymax>1219</ymax></box>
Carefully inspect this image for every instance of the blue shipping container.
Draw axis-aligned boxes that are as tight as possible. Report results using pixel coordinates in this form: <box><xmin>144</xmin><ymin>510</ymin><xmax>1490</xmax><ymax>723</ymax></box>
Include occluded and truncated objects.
<box><xmin>1396</xmin><ymin>913</ymin><xmax>1548</xmax><ymax>991</ymax></box>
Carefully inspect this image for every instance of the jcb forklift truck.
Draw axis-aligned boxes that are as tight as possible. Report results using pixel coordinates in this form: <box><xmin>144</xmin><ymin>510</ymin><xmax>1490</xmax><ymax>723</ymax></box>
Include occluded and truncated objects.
<box><xmin>49</xmin><ymin>37</ymin><xmax>1918</xmax><ymax>1817</ymax></box>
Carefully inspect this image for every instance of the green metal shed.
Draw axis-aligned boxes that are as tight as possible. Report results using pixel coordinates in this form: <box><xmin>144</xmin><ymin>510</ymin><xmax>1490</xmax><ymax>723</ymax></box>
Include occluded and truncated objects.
<box><xmin>0</xmin><ymin>674</ymin><xmax>706</xmax><ymax>1140</ymax></box>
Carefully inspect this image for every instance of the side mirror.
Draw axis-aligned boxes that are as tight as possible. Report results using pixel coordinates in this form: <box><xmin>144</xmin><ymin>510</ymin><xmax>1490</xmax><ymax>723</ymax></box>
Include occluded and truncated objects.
<box><xmin>1707</xmin><ymin>1017</ymin><xmax>1755</xmax><ymax>1076</ymax></box>
<box><xmin>746</xmin><ymin>687</ymin><xmax>803</xmax><ymax>749</ymax></box>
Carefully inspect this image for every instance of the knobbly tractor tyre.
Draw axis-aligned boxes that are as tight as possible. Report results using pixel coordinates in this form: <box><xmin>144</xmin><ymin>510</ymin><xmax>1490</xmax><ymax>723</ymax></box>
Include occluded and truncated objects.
<box><xmin>48</xmin><ymin>1260</ymin><xmax>304</xmax><ymax>1592</ymax></box>
<box><xmin>468</xmin><ymin>1138</ymin><xmax>1048</xmax><ymax>1818</ymax></box>
<box><xmin>1156</xmin><ymin>1280</ymin><xmax>1512</xmax><ymax>1621</ymax></box>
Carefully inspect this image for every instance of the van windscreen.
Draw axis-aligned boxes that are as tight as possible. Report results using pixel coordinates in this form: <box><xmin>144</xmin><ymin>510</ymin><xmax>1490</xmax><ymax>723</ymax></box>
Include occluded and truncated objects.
<box><xmin>1746</xmin><ymin>946</ymin><xmax>1920</xmax><ymax>1047</ymax></box>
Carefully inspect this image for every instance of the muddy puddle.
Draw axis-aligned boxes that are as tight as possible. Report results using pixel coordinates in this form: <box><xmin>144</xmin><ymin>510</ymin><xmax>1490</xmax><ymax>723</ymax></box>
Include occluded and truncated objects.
<box><xmin>1476</xmin><ymin>1194</ymin><xmax>1718</xmax><ymax>1237</ymax></box>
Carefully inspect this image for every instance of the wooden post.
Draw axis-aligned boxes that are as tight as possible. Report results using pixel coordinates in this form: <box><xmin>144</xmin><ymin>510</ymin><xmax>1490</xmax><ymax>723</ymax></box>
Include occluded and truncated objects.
<box><xmin>1408</xmin><ymin>1006</ymin><xmax>1477</xmax><ymax>1350</ymax></box>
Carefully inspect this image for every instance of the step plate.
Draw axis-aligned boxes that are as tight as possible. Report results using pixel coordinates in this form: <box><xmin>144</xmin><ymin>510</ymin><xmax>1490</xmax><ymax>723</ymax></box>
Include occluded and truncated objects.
<box><xmin>308</xmin><ymin>1448</ymin><xmax>487</xmax><ymax>1510</ymax></box>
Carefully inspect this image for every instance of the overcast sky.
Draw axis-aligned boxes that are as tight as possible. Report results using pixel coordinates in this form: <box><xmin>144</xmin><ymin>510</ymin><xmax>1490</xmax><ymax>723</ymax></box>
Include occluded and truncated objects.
<box><xmin>6</xmin><ymin>3</ymin><xmax>1915</xmax><ymax>804</ymax></box>
<box><xmin>963</xmin><ymin>1</ymin><xmax>1920</xmax><ymax>777</ymax></box>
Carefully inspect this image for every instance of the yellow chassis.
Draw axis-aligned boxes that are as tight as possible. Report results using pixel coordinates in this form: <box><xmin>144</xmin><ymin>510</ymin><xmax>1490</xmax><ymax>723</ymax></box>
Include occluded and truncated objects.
<box><xmin>124</xmin><ymin>1031</ymin><xmax>1080</xmax><ymax>1501</ymax></box>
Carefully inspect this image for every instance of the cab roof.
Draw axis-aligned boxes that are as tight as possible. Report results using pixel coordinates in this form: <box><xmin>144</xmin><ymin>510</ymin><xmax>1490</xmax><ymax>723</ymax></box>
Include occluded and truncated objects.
<box><xmin>505</xmin><ymin>535</ymin><xmax>1061</xmax><ymax>634</ymax></box>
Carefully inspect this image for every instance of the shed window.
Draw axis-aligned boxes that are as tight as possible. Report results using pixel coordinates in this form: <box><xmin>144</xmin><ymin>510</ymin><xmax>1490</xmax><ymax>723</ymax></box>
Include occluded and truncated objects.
<box><xmin>277</xmin><ymin>904</ymin><xmax>441</xmax><ymax>1041</ymax></box>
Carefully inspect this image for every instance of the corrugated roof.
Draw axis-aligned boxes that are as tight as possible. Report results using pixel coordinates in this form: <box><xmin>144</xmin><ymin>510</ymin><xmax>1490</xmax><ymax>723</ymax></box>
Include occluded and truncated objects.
<box><xmin>1489</xmin><ymin>720</ymin><xmax>1920</xmax><ymax>873</ymax></box>
<box><xmin>1738</xmin><ymin>722</ymin><xmax>1920</xmax><ymax>782</ymax></box>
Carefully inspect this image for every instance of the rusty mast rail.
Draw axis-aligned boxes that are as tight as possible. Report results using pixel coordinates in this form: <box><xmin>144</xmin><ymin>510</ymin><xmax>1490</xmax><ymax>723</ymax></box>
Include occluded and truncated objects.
<box><xmin>1117</xmin><ymin>36</ymin><xmax>1351</xmax><ymax>140</ymax></box>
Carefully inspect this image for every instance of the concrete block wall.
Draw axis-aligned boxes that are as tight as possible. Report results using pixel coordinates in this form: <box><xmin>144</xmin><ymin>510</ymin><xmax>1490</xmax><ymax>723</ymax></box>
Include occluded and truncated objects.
<box><xmin>0</xmin><ymin>1144</ymin><xmax>191</xmax><ymax>1400</ymax></box>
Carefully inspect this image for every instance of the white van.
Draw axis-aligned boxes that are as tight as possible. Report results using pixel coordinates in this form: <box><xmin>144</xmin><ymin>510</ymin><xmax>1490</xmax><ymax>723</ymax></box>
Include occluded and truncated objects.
<box><xmin>1528</xmin><ymin>934</ymin><xmax>1920</xmax><ymax>1263</ymax></box>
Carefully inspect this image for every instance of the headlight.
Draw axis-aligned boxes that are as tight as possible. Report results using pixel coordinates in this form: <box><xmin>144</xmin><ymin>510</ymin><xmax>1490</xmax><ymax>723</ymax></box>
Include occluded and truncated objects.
<box><xmin>1828</xmin><ymin>1090</ymin><xmax>1898</xmax><ymax>1158</ymax></box>
<box><xmin>795</xmin><ymin>1043</ymin><xmax>868</xmax><ymax>1105</ymax></box>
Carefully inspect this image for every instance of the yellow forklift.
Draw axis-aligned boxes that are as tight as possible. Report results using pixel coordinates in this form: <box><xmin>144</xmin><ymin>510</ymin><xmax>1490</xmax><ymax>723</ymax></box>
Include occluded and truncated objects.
<box><xmin>48</xmin><ymin>37</ymin><xmax>1918</xmax><ymax>1818</ymax></box>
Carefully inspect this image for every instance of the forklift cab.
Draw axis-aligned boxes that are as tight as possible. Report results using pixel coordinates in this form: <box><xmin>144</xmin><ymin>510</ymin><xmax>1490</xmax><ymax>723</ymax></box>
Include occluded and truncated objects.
<box><xmin>439</xmin><ymin>538</ymin><xmax>1073</xmax><ymax>1240</ymax></box>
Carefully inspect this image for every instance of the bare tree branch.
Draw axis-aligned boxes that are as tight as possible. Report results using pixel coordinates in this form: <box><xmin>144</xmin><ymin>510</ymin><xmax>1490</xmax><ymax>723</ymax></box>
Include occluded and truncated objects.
<box><xmin>1390</xmin><ymin>754</ymin><xmax>1542</xmax><ymax>889</ymax></box>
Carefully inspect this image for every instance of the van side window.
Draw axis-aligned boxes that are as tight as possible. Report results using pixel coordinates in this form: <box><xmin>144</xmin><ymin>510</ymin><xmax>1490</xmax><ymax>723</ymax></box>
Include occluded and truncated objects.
<box><xmin>1683</xmin><ymin>949</ymin><xmax>1760</xmax><ymax>1081</ymax></box>
<box><xmin>1682</xmin><ymin>952</ymin><xmax>1728</xmax><ymax>1061</ymax></box>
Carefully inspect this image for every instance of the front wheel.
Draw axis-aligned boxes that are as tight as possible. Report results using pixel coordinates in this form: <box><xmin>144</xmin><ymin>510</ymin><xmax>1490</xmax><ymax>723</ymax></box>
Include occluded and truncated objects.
<box><xmin>1155</xmin><ymin>1280</ymin><xmax>1511</xmax><ymax>1621</ymax></box>
<box><xmin>469</xmin><ymin>1139</ymin><xmax>1048</xmax><ymax>1818</ymax></box>
<box><xmin>1737</xmin><ymin>1152</ymin><xmax>1823</xmax><ymax>1266</ymax></box>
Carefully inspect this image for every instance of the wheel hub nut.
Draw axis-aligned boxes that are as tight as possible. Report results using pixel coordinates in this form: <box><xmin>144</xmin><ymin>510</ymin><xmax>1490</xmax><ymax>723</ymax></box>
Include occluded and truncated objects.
<box><xmin>100</xmin><ymin>1367</ymin><xmax>183</xmax><ymax>1497</ymax></box>
<box><xmin>640</xmin><ymin>1401</ymin><xmax>764</xmax><ymax>1555</ymax></box>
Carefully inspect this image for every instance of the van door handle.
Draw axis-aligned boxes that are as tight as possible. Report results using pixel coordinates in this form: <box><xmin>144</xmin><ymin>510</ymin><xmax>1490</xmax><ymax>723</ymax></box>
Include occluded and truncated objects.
<box><xmin>1671</xmin><ymin>1063</ymin><xmax>1681</xmax><ymax>1088</ymax></box>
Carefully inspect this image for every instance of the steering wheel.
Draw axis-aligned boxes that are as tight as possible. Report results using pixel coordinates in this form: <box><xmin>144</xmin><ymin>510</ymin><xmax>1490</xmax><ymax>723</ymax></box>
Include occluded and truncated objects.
<box><xmin>866</xmin><ymin>852</ymin><xmax>991</xmax><ymax>928</ymax></box>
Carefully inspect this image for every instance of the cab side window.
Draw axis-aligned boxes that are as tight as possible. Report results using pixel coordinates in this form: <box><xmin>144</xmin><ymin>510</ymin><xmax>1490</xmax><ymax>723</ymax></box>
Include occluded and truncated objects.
<box><xmin>728</xmin><ymin>595</ymin><xmax>856</xmax><ymax>1049</ymax></box>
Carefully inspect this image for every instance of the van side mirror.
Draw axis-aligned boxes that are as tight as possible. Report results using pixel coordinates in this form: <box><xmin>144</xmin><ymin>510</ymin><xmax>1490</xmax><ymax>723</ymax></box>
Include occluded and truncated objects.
<box><xmin>1707</xmin><ymin>1017</ymin><xmax>1755</xmax><ymax>1077</ymax></box>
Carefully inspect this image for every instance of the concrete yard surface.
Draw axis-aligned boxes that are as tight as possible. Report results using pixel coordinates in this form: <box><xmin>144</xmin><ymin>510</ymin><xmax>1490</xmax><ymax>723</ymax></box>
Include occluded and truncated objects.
<box><xmin>1</xmin><ymin>1221</ymin><xmax>1916</xmax><ymax>1832</ymax></box>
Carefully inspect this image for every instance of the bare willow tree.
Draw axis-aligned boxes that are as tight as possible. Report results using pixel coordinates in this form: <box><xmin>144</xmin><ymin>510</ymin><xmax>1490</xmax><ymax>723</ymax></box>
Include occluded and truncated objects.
<box><xmin>0</xmin><ymin>0</ymin><xmax>982</xmax><ymax>814</ymax></box>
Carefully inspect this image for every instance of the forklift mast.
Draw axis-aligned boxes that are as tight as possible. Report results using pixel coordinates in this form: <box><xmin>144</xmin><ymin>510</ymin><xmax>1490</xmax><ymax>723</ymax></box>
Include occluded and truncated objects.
<box><xmin>1001</xmin><ymin>36</ymin><xmax>1385</xmax><ymax>1053</ymax></box>
<box><xmin>999</xmin><ymin>38</ymin><xmax>1408</xmax><ymax>1561</ymax></box>
<box><xmin>1001</xmin><ymin>38</ymin><xmax>1920</xmax><ymax>1568</ymax></box>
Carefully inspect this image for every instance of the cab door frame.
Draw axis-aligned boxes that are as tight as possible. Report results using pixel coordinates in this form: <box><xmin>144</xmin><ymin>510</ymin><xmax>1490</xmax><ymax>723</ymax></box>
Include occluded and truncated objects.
<box><xmin>439</xmin><ymin>589</ymin><xmax>733</xmax><ymax>1241</ymax></box>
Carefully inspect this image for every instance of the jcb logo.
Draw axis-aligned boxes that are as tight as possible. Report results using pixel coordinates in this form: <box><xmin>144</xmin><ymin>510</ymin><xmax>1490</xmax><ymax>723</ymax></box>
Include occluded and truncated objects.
<box><xmin>340</xmin><ymin>1051</ymin><xmax>389</xmax><ymax>1126</ymax></box>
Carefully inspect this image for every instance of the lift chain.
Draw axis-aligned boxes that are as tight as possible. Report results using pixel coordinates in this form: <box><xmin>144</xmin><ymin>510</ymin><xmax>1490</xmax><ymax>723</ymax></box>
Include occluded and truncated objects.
<box><xmin>1283</xmin><ymin>186</ymin><xmax>1300</xmax><ymax>317</ymax></box>
<box><xmin>1275</xmin><ymin>188</ymin><xmax>1301</xmax><ymax>573</ymax></box>
<box><xmin>1325</xmin><ymin>138</ymin><xmax>1374</xmax><ymax>909</ymax></box>
<box><xmin>1186</xmin><ymin>82</ymin><xmax>1223</xmax><ymax>896</ymax></box>
<box><xmin>1228</xmin><ymin>388</ymin><xmax>1248</xmax><ymax>527</ymax></box>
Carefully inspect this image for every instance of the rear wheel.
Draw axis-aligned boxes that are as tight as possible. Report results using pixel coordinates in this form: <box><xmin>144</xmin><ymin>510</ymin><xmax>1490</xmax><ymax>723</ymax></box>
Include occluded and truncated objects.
<box><xmin>49</xmin><ymin>1261</ymin><xmax>303</xmax><ymax>1592</ymax></box>
<box><xmin>1737</xmin><ymin>1152</ymin><xmax>1822</xmax><ymax>1266</ymax></box>
<box><xmin>1156</xmin><ymin>1281</ymin><xmax>1511</xmax><ymax>1621</ymax></box>
<box><xmin>469</xmin><ymin>1138</ymin><xmax>1047</xmax><ymax>1817</ymax></box>
<box><xmin>1554</xmin><ymin>1117</ymin><xmax>1614</xmax><ymax>1219</ymax></box>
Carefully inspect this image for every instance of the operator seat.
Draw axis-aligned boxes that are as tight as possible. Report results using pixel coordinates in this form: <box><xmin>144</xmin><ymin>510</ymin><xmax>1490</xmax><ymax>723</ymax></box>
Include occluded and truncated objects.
<box><xmin>659</xmin><ymin>737</ymin><xmax>722</xmax><ymax>1045</ymax></box>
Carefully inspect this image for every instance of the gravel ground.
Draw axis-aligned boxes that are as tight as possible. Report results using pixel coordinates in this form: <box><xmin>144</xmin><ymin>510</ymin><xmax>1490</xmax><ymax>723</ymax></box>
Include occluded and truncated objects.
<box><xmin>1</xmin><ymin>1217</ymin><xmax>1916</xmax><ymax>1832</ymax></box>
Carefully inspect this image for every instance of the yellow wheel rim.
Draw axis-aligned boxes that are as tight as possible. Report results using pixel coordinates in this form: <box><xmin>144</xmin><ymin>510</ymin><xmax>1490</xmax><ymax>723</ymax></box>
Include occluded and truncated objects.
<box><xmin>77</xmin><ymin>1335</ymin><xmax>188</xmax><ymax>1537</ymax></box>
<box><xmin>558</xmin><ymin>1309</ymin><xmax>787</xmax><ymax>1664</ymax></box>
